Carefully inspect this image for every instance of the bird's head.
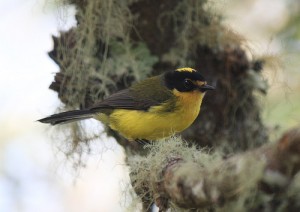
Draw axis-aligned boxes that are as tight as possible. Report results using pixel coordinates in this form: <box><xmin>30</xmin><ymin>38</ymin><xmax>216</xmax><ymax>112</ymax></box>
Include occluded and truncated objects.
<box><xmin>164</xmin><ymin>67</ymin><xmax>215</xmax><ymax>93</ymax></box>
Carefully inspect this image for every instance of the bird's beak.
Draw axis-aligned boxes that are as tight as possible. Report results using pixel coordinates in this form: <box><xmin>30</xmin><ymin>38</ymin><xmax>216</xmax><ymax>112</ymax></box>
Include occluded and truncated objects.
<box><xmin>199</xmin><ymin>84</ymin><xmax>215</xmax><ymax>92</ymax></box>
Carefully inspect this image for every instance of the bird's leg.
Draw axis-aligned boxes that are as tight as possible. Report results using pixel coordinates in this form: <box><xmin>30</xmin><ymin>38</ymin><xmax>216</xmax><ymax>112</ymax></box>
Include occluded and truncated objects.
<box><xmin>135</xmin><ymin>139</ymin><xmax>152</xmax><ymax>146</ymax></box>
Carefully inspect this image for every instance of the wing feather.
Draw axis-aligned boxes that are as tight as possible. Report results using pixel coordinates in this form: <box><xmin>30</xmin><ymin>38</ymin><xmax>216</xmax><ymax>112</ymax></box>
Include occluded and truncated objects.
<box><xmin>89</xmin><ymin>76</ymin><xmax>174</xmax><ymax>112</ymax></box>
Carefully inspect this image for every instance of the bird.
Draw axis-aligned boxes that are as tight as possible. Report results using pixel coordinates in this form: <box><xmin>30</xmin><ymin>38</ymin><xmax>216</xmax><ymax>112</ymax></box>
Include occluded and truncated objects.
<box><xmin>38</xmin><ymin>67</ymin><xmax>215</xmax><ymax>141</ymax></box>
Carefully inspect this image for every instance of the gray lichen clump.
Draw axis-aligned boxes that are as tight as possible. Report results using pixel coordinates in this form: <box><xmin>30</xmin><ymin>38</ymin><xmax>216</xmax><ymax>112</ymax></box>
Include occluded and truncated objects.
<box><xmin>47</xmin><ymin>0</ymin><xmax>279</xmax><ymax>211</ymax></box>
<box><xmin>128</xmin><ymin>138</ymin><xmax>262</xmax><ymax>211</ymax></box>
<box><xmin>129</xmin><ymin>132</ymin><xmax>300</xmax><ymax>211</ymax></box>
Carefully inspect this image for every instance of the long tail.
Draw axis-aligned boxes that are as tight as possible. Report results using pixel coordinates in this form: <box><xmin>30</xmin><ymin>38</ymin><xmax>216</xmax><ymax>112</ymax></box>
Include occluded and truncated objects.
<box><xmin>38</xmin><ymin>109</ymin><xmax>94</xmax><ymax>125</ymax></box>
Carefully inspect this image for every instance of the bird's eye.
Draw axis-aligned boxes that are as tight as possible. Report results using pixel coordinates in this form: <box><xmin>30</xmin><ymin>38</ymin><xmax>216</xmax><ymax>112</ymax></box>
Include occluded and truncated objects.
<box><xmin>183</xmin><ymin>79</ymin><xmax>193</xmax><ymax>89</ymax></box>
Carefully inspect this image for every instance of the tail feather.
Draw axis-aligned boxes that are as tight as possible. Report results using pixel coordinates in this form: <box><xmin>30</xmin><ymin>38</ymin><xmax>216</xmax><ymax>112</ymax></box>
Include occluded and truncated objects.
<box><xmin>38</xmin><ymin>110</ymin><xmax>93</xmax><ymax>125</ymax></box>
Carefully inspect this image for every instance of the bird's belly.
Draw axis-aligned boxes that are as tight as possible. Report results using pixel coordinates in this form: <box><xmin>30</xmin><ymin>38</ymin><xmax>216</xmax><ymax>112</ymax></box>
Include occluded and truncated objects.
<box><xmin>106</xmin><ymin>92</ymin><xmax>203</xmax><ymax>140</ymax></box>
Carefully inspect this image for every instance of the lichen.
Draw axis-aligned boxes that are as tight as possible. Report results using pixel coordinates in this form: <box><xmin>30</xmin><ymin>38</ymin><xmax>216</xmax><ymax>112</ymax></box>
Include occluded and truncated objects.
<box><xmin>44</xmin><ymin>2</ymin><xmax>284</xmax><ymax>210</ymax></box>
<box><xmin>48</xmin><ymin>0</ymin><xmax>158</xmax><ymax>159</ymax></box>
<box><xmin>128</xmin><ymin>136</ymin><xmax>300</xmax><ymax>211</ymax></box>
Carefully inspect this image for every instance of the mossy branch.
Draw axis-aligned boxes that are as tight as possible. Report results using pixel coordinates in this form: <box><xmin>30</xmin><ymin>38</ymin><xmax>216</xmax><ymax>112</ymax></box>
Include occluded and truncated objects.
<box><xmin>129</xmin><ymin>128</ymin><xmax>300</xmax><ymax>211</ymax></box>
<box><xmin>49</xmin><ymin>1</ymin><xmax>284</xmax><ymax>210</ymax></box>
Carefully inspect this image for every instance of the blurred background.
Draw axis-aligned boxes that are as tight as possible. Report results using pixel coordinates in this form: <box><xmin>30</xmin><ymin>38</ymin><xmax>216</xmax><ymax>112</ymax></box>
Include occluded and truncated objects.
<box><xmin>0</xmin><ymin>0</ymin><xmax>299</xmax><ymax>211</ymax></box>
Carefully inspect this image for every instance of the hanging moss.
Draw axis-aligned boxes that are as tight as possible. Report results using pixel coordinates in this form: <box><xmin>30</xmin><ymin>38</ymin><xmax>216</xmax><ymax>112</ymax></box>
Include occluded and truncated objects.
<box><xmin>43</xmin><ymin>2</ymin><xmax>287</xmax><ymax>211</ymax></box>
<box><xmin>49</xmin><ymin>0</ymin><xmax>269</xmax><ymax>156</ymax></box>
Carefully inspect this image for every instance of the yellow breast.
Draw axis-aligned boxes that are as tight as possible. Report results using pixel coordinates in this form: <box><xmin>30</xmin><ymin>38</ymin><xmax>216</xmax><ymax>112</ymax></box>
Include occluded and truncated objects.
<box><xmin>97</xmin><ymin>90</ymin><xmax>204</xmax><ymax>141</ymax></box>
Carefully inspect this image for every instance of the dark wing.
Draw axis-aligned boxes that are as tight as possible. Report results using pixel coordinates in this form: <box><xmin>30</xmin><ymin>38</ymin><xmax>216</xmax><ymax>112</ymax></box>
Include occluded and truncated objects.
<box><xmin>89</xmin><ymin>89</ymin><xmax>149</xmax><ymax>111</ymax></box>
<box><xmin>89</xmin><ymin>76</ymin><xmax>174</xmax><ymax>112</ymax></box>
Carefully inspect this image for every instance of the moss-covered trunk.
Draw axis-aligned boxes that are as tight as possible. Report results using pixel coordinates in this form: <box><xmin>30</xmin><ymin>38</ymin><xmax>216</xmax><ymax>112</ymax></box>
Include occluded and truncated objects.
<box><xmin>50</xmin><ymin>0</ymin><xmax>268</xmax><ymax>151</ymax></box>
<box><xmin>46</xmin><ymin>0</ymin><xmax>280</xmax><ymax>211</ymax></box>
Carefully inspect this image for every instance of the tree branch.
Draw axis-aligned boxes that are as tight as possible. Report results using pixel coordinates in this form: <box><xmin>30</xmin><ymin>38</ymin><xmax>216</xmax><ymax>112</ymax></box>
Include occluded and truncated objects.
<box><xmin>129</xmin><ymin>128</ymin><xmax>300</xmax><ymax>211</ymax></box>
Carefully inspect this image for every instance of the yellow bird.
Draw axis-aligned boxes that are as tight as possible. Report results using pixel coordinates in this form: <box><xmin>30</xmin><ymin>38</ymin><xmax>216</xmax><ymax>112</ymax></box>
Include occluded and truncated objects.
<box><xmin>38</xmin><ymin>68</ymin><xmax>214</xmax><ymax>141</ymax></box>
